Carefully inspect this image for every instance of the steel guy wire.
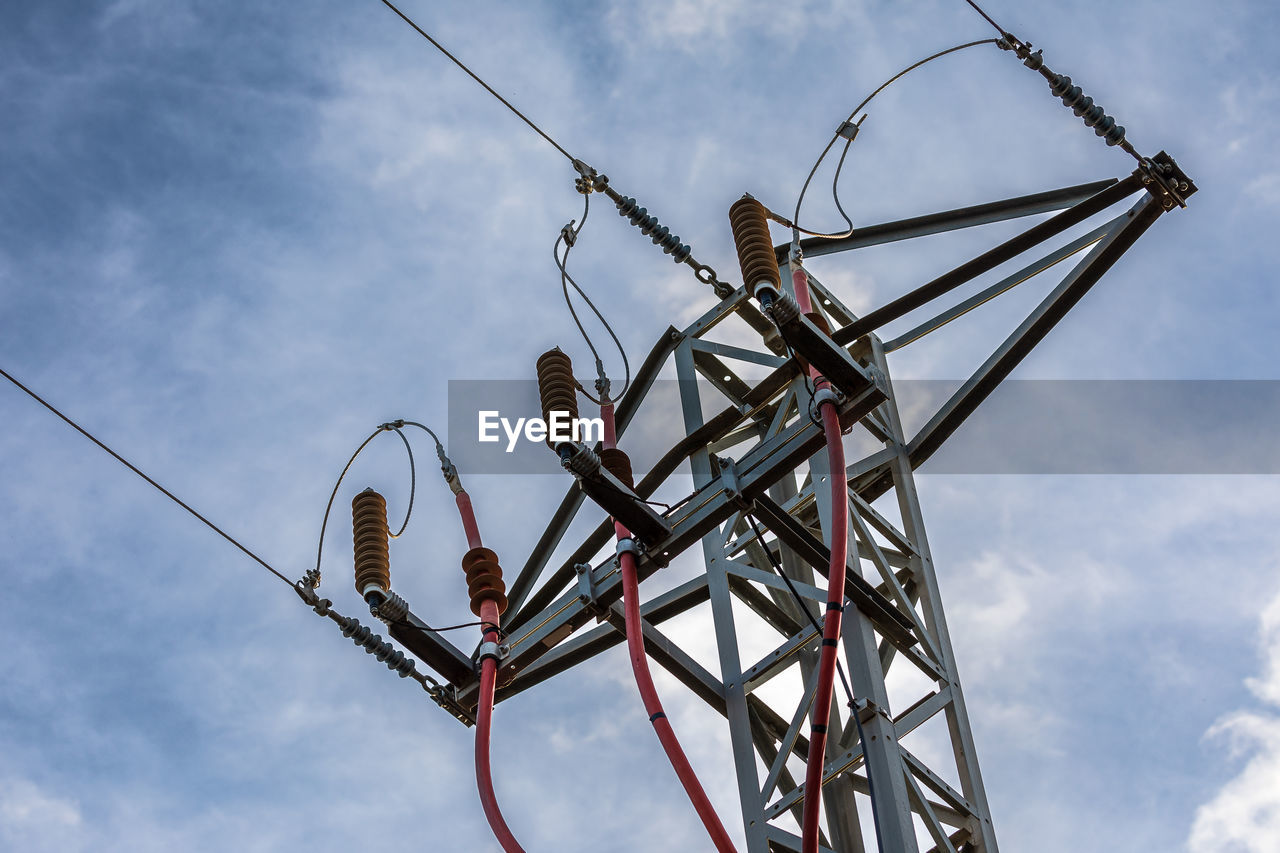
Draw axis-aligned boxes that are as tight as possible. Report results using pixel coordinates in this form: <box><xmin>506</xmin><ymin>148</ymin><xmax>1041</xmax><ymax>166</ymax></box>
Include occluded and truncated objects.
<box><xmin>375</xmin><ymin>0</ymin><xmax>575</xmax><ymax>164</ymax></box>
<box><xmin>789</xmin><ymin>38</ymin><xmax>1001</xmax><ymax>240</ymax></box>
<box><xmin>555</xmin><ymin>192</ymin><xmax>632</xmax><ymax>404</ymax></box>
<box><xmin>0</xmin><ymin>364</ymin><xmax>293</xmax><ymax>588</ymax></box>
<box><xmin>314</xmin><ymin>422</ymin><xmax>417</xmax><ymax>587</ymax></box>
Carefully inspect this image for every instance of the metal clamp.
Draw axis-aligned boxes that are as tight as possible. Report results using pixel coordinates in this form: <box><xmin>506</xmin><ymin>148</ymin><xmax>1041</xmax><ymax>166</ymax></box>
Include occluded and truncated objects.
<box><xmin>615</xmin><ymin>537</ymin><xmax>641</xmax><ymax>560</ymax></box>
<box><xmin>477</xmin><ymin>641</ymin><xmax>510</xmax><ymax>663</ymax></box>
<box><xmin>812</xmin><ymin>387</ymin><xmax>841</xmax><ymax>410</ymax></box>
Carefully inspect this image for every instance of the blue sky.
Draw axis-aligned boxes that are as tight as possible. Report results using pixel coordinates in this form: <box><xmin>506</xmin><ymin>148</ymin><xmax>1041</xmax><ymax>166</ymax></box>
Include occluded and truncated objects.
<box><xmin>2</xmin><ymin>1</ymin><xmax>1278</xmax><ymax>851</ymax></box>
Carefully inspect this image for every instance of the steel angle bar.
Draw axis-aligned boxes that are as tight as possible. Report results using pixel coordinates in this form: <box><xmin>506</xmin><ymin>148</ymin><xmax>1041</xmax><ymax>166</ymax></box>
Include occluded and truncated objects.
<box><xmin>727</xmin><ymin>572</ymin><xmax>805</xmax><ymax>636</ymax></box>
<box><xmin>846</xmin><ymin>508</ymin><xmax>942</xmax><ymax>667</ymax></box>
<box><xmin>908</xmin><ymin>194</ymin><xmax>1164</xmax><ymax>469</ymax></box>
<box><xmin>741</xmin><ymin>624</ymin><xmax>821</xmax><ymax>696</ymax></box>
<box><xmin>495</xmin><ymin>576</ymin><xmax>709</xmax><ymax>700</ymax></box>
<box><xmin>751</xmin><ymin>495</ymin><xmax>917</xmax><ymax>646</ymax></box>
<box><xmin>831</xmin><ymin>175</ymin><xmax>1143</xmax><ymax>346</ymax></box>
<box><xmin>905</xmin><ymin>770</ymin><xmax>962</xmax><ymax>853</ymax></box>
<box><xmin>882</xmin><ymin>216</ymin><xmax>1122</xmax><ymax>352</ymax></box>
<box><xmin>778</xmin><ymin>178</ymin><xmax>1121</xmax><ymax>262</ymax></box>
<box><xmin>690</xmin><ymin>337</ymin><xmax>790</xmax><ymax>370</ymax></box>
<box><xmin>761</xmin><ymin>664</ymin><xmax>823</xmax><ymax>802</ymax></box>
<box><xmin>692</xmin><ymin>347</ymin><xmax>757</xmax><ymax>405</ymax></box>
<box><xmin>599</xmin><ymin>606</ymin><xmax>726</xmax><ymax>711</ymax></box>
<box><xmin>764</xmin><ymin>824</ymin><xmax>841</xmax><ymax>853</ymax></box>
<box><xmin>902</xmin><ymin>747</ymin><xmax>976</xmax><ymax>819</ymax></box>
<box><xmin>891</xmin><ymin>686</ymin><xmax>953</xmax><ymax>740</ymax></box>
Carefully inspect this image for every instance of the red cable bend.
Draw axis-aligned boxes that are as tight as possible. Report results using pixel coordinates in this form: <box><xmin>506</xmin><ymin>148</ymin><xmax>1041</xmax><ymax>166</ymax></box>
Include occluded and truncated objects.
<box><xmin>457</xmin><ymin>492</ymin><xmax>527</xmax><ymax>853</ymax></box>
<box><xmin>791</xmin><ymin>265</ymin><xmax>851</xmax><ymax>853</ymax></box>
<box><xmin>602</xmin><ymin>402</ymin><xmax>740</xmax><ymax>853</ymax></box>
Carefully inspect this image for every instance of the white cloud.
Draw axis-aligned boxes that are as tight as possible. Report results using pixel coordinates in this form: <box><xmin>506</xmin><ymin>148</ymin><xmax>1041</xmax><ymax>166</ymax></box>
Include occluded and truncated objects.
<box><xmin>0</xmin><ymin>777</ymin><xmax>83</xmax><ymax>852</ymax></box>
<box><xmin>1189</xmin><ymin>590</ymin><xmax>1280</xmax><ymax>852</ymax></box>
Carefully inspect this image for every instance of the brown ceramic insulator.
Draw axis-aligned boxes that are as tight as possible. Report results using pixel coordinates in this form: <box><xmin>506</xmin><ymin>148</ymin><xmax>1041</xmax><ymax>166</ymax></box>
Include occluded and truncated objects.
<box><xmin>536</xmin><ymin>348</ymin><xmax>579</xmax><ymax>447</ymax></box>
<box><xmin>599</xmin><ymin>447</ymin><xmax>634</xmax><ymax>490</ymax></box>
<box><xmin>352</xmin><ymin>488</ymin><xmax>391</xmax><ymax>598</ymax></box>
<box><xmin>728</xmin><ymin>195</ymin><xmax>780</xmax><ymax>292</ymax></box>
<box><xmin>462</xmin><ymin>546</ymin><xmax>508</xmax><ymax>618</ymax></box>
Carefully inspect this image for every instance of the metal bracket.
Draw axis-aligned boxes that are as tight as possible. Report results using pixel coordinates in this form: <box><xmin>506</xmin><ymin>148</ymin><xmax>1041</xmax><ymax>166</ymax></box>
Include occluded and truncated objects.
<box><xmin>574</xmin><ymin>561</ymin><xmax>608</xmax><ymax>621</ymax></box>
<box><xmin>710</xmin><ymin>454</ymin><xmax>750</xmax><ymax>510</ymax></box>
<box><xmin>835</xmin><ymin>119</ymin><xmax>861</xmax><ymax>141</ymax></box>
<box><xmin>1137</xmin><ymin>150</ymin><xmax>1196</xmax><ymax>210</ymax></box>
<box><xmin>430</xmin><ymin>685</ymin><xmax>477</xmax><ymax>727</ymax></box>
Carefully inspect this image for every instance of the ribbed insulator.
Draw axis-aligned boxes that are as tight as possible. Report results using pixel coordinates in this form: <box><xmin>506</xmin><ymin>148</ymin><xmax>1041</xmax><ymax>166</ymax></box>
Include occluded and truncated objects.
<box><xmin>375</xmin><ymin>590</ymin><xmax>409</xmax><ymax>623</ymax></box>
<box><xmin>462</xmin><ymin>546</ymin><xmax>508</xmax><ymax>617</ymax></box>
<box><xmin>563</xmin><ymin>445</ymin><xmax>602</xmax><ymax>479</ymax></box>
<box><xmin>766</xmin><ymin>291</ymin><xmax>801</xmax><ymax>327</ymax></box>
<box><xmin>352</xmin><ymin>489</ymin><xmax>391</xmax><ymax>598</ymax></box>
<box><xmin>599</xmin><ymin>447</ymin><xmax>634</xmax><ymax>490</ymax></box>
<box><xmin>1048</xmin><ymin>74</ymin><xmax>1125</xmax><ymax>146</ymax></box>
<box><xmin>614</xmin><ymin>196</ymin><xmax>693</xmax><ymax>263</ymax></box>
<box><xmin>536</xmin><ymin>348</ymin><xmax>579</xmax><ymax>447</ymax></box>
<box><xmin>729</xmin><ymin>195</ymin><xmax>780</xmax><ymax>292</ymax></box>
<box><xmin>339</xmin><ymin>615</ymin><xmax>418</xmax><ymax>678</ymax></box>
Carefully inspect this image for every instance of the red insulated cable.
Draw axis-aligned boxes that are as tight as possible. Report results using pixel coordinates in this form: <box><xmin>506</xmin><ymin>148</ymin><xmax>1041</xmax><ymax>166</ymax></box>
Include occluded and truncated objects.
<box><xmin>602</xmin><ymin>403</ymin><xmax>740</xmax><ymax>853</ymax></box>
<box><xmin>458</xmin><ymin>494</ymin><xmax>526</xmax><ymax>853</ymax></box>
<box><xmin>791</xmin><ymin>263</ymin><xmax>851</xmax><ymax>853</ymax></box>
<box><xmin>456</xmin><ymin>490</ymin><xmax>484</xmax><ymax>550</ymax></box>
<box><xmin>475</xmin><ymin>599</ymin><xmax>525</xmax><ymax>853</ymax></box>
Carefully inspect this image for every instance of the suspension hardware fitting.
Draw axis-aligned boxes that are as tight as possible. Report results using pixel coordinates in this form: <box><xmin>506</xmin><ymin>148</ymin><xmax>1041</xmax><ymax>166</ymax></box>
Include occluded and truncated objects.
<box><xmin>1136</xmin><ymin>151</ymin><xmax>1197</xmax><ymax>210</ymax></box>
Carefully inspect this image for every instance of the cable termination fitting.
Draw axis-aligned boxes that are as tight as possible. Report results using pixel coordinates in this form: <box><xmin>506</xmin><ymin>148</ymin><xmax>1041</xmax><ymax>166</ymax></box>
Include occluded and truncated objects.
<box><xmin>352</xmin><ymin>488</ymin><xmax>391</xmax><ymax>605</ymax></box>
<box><xmin>462</xmin><ymin>547</ymin><xmax>508</xmax><ymax>618</ymax></box>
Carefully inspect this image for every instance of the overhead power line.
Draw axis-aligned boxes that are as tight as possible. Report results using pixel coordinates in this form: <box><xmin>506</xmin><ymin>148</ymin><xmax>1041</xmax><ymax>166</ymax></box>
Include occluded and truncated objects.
<box><xmin>376</xmin><ymin>0</ymin><xmax>576</xmax><ymax>164</ymax></box>
<box><xmin>0</xmin><ymin>365</ymin><xmax>293</xmax><ymax>588</ymax></box>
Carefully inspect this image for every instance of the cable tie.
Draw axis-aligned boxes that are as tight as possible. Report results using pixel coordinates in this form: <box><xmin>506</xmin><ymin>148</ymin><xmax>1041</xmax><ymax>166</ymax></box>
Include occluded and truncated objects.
<box><xmin>821</xmin><ymin>638</ymin><xmax>839</xmax><ymax>647</ymax></box>
<box><xmin>649</xmin><ymin>711</ymin><xmax>667</xmax><ymax>723</ymax></box>
<box><xmin>811</xmin><ymin>724</ymin><xmax>828</xmax><ymax>735</ymax></box>
<box><xmin>826</xmin><ymin>601</ymin><xmax>844</xmax><ymax>612</ymax></box>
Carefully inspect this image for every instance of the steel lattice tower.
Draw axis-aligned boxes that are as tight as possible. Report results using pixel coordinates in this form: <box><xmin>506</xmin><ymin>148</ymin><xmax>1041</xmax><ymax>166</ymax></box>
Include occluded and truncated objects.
<box><xmin>380</xmin><ymin>154</ymin><xmax>1193</xmax><ymax>851</ymax></box>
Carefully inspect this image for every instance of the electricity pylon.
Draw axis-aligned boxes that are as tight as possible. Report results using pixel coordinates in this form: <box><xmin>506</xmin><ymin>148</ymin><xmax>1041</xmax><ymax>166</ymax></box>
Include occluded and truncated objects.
<box><xmin>384</xmin><ymin>153</ymin><xmax>1193</xmax><ymax>852</ymax></box>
